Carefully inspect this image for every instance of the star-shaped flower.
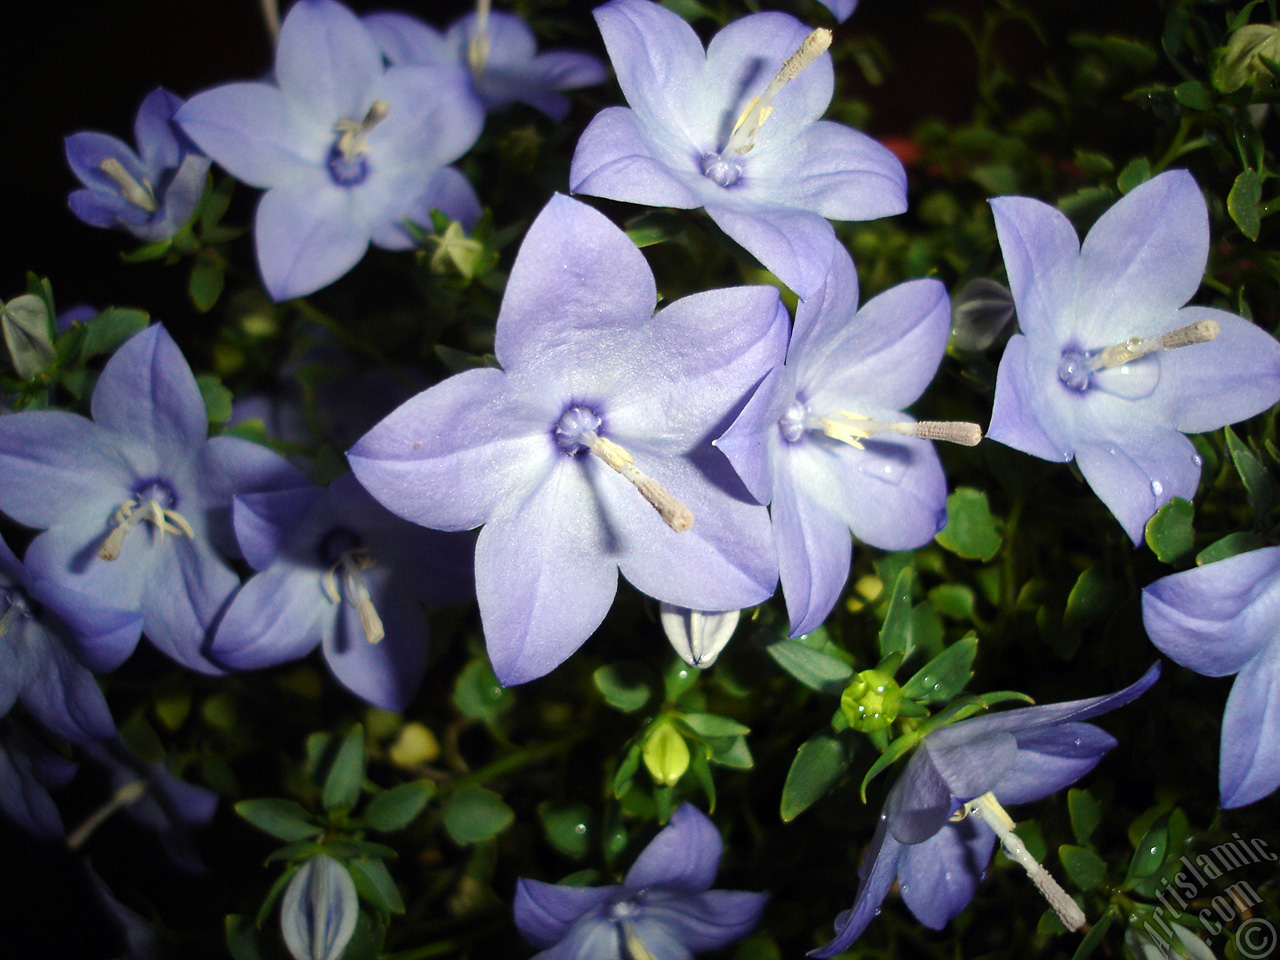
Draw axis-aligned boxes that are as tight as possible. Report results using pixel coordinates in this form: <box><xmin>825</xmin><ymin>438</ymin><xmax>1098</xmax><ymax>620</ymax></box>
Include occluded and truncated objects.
<box><xmin>65</xmin><ymin>88</ymin><xmax>211</xmax><ymax>243</ymax></box>
<box><xmin>0</xmin><ymin>325</ymin><xmax>305</xmax><ymax>675</ymax></box>
<box><xmin>716</xmin><ymin>242</ymin><xmax>969</xmax><ymax>637</ymax></box>
<box><xmin>1142</xmin><ymin>547</ymin><xmax>1280</xmax><ymax>808</ymax></box>
<box><xmin>569</xmin><ymin>0</ymin><xmax>906</xmax><ymax>300</ymax></box>
<box><xmin>365</xmin><ymin>4</ymin><xmax>607</xmax><ymax>121</ymax></box>
<box><xmin>210</xmin><ymin>472</ymin><xmax>473</xmax><ymax>711</ymax></box>
<box><xmin>987</xmin><ymin>170</ymin><xmax>1280</xmax><ymax>544</ymax></box>
<box><xmin>515</xmin><ymin>803</ymin><xmax>767</xmax><ymax>960</ymax></box>
<box><xmin>348</xmin><ymin>193</ymin><xmax>785</xmax><ymax>684</ymax></box>
<box><xmin>812</xmin><ymin>665</ymin><xmax>1160</xmax><ymax>956</ymax></box>
<box><xmin>176</xmin><ymin>0</ymin><xmax>484</xmax><ymax>300</ymax></box>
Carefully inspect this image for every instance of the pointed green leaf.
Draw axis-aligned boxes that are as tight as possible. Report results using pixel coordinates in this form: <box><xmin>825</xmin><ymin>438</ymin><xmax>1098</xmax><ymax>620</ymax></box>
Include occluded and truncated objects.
<box><xmin>764</xmin><ymin>635</ymin><xmax>853</xmax><ymax>695</ymax></box>
<box><xmin>442</xmin><ymin>786</ymin><xmax>514</xmax><ymax>845</ymax></box>
<box><xmin>1059</xmin><ymin>844</ymin><xmax>1107</xmax><ymax>890</ymax></box>
<box><xmin>593</xmin><ymin>662</ymin><xmax>655</xmax><ymax>713</ymax></box>
<box><xmin>781</xmin><ymin>729</ymin><xmax>859</xmax><ymax>822</ymax></box>
<box><xmin>322</xmin><ymin>725</ymin><xmax>366</xmax><ymax>812</ymax></box>
<box><xmin>1196</xmin><ymin>531</ymin><xmax>1266</xmax><ymax>566</ymax></box>
<box><xmin>363</xmin><ymin>780</ymin><xmax>435</xmax><ymax>833</ymax></box>
<box><xmin>347</xmin><ymin>857</ymin><xmax>405</xmax><ymax>915</ymax></box>
<box><xmin>1225</xmin><ymin>427</ymin><xmax>1278</xmax><ymax>522</ymax></box>
<box><xmin>901</xmin><ymin>634</ymin><xmax>978</xmax><ymax>703</ymax></box>
<box><xmin>1228</xmin><ymin>169</ymin><xmax>1263</xmax><ymax>241</ymax></box>
<box><xmin>877</xmin><ymin>567</ymin><xmax>915</xmax><ymax>659</ymax></box>
<box><xmin>1068</xmin><ymin>789</ymin><xmax>1102</xmax><ymax>845</ymax></box>
<box><xmin>1070</xmin><ymin>905</ymin><xmax>1117</xmax><ymax>960</ymax></box>
<box><xmin>234</xmin><ymin>798</ymin><xmax>324</xmax><ymax>842</ymax></box>
<box><xmin>538</xmin><ymin>801</ymin><xmax>593</xmax><ymax>859</ymax></box>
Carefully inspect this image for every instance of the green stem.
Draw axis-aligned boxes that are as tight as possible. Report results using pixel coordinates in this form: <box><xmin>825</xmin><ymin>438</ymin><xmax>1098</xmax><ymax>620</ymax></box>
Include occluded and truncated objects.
<box><xmin>437</xmin><ymin>732</ymin><xmax>586</xmax><ymax>795</ymax></box>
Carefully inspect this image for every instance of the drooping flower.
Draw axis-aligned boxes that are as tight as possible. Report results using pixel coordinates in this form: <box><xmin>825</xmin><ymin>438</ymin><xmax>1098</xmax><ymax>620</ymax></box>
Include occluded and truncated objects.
<box><xmin>348</xmin><ymin>193</ymin><xmax>785</xmax><ymax>685</ymax></box>
<box><xmin>365</xmin><ymin>2</ymin><xmax>607</xmax><ymax>121</ymax></box>
<box><xmin>210</xmin><ymin>472</ymin><xmax>474</xmax><ymax>711</ymax></box>
<box><xmin>515</xmin><ymin>803</ymin><xmax>767</xmax><ymax>960</ymax></box>
<box><xmin>1142</xmin><ymin>547</ymin><xmax>1280</xmax><ymax>808</ymax></box>
<box><xmin>175</xmin><ymin>0</ymin><xmax>484</xmax><ymax>301</ymax></box>
<box><xmin>987</xmin><ymin>170</ymin><xmax>1280</xmax><ymax>544</ymax></box>
<box><xmin>716</xmin><ymin>242</ymin><xmax>970</xmax><ymax>637</ymax></box>
<box><xmin>812</xmin><ymin>665</ymin><xmax>1160</xmax><ymax>956</ymax></box>
<box><xmin>0</xmin><ymin>531</ymin><xmax>116</xmax><ymax>744</ymax></box>
<box><xmin>65</xmin><ymin>88</ymin><xmax>211</xmax><ymax>243</ymax></box>
<box><xmin>569</xmin><ymin>0</ymin><xmax>906</xmax><ymax>300</ymax></box>
<box><xmin>280</xmin><ymin>855</ymin><xmax>360</xmax><ymax>960</ymax></box>
<box><xmin>0</xmin><ymin>720</ymin><xmax>78</xmax><ymax>840</ymax></box>
<box><xmin>0</xmin><ymin>325</ymin><xmax>305</xmax><ymax>675</ymax></box>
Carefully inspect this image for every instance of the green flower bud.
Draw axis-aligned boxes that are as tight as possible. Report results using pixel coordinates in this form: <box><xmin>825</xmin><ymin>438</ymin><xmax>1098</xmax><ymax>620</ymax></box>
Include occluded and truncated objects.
<box><xmin>840</xmin><ymin>669</ymin><xmax>903</xmax><ymax>733</ymax></box>
<box><xmin>642</xmin><ymin>721</ymin><xmax>690</xmax><ymax>786</ymax></box>
<box><xmin>1</xmin><ymin>294</ymin><xmax>54</xmax><ymax>380</ymax></box>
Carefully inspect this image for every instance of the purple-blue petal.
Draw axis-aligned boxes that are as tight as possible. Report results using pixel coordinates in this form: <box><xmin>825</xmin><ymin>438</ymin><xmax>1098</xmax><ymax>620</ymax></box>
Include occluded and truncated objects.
<box><xmin>641</xmin><ymin>889</ymin><xmax>768</xmax><ymax>952</ymax></box>
<box><xmin>771</xmin><ymin>464</ymin><xmax>852</xmax><ymax>638</ymax></box>
<box><xmin>994</xmin><ymin>722</ymin><xmax>1117</xmax><ymax>805</ymax></box>
<box><xmin>569</xmin><ymin>107</ymin><xmax>705</xmax><ymax>209</ymax></box>
<box><xmin>234</xmin><ymin>486</ymin><xmax>325</xmax><ymax>571</ymax></box>
<box><xmin>703</xmin><ymin>203</ymin><xmax>837</xmax><ymax>301</ymax></box>
<box><xmin>514</xmin><ymin>879</ymin><xmax>621</xmax><ymax>948</ymax></box>
<box><xmin>987</xmin><ymin>334</ymin><xmax>1073</xmax><ymax>461</ymax></box>
<box><xmin>275</xmin><ymin>0</ymin><xmax>384</xmax><ymax>126</ymax></box>
<box><xmin>132</xmin><ymin>88</ymin><xmax>187</xmax><ymax>171</ymax></box>
<box><xmin>624</xmin><ymin>804</ymin><xmax>723</xmax><ymax>893</ymax></box>
<box><xmin>988</xmin><ymin>195</ymin><xmax>1080</xmax><ymax>342</ymax></box>
<box><xmin>322</xmin><ymin>580</ymin><xmax>428</xmax><ymax>711</ymax></box>
<box><xmin>809</xmin><ymin>816</ymin><xmax>903</xmax><ymax>958</ymax></box>
<box><xmin>209</xmin><ymin>562</ymin><xmax>325</xmax><ymax>671</ymax></box>
<box><xmin>714</xmin><ymin>365</ymin><xmax>792</xmax><ymax>507</ymax></box>
<box><xmin>254</xmin><ymin>176</ymin><xmax>370</xmax><ymax>301</ymax></box>
<box><xmin>897</xmin><ymin>818</ymin><xmax>996</xmax><ymax>929</ymax></box>
<box><xmin>1219</xmin><ymin>640</ymin><xmax>1280</xmax><ymax>808</ymax></box>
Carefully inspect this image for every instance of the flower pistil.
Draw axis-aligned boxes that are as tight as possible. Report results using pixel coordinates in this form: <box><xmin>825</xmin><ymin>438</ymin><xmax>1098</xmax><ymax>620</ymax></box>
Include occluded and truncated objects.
<box><xmin>98</xmin><ymin>486</ymin><xmax>196</xmax><ymax>562</ymax></box>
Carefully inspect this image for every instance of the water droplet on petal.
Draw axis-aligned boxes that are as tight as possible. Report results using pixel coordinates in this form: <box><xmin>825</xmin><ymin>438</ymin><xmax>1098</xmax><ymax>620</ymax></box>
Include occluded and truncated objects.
<box><xmin>1150</xmin><ymin>479</ymin><xmax>1164</xmax><ymax>497</ymax></box>
<box><xmin>900</xmin><ymin>883</ymin><xmax>909</xmax><ymax>894</ymax></box>
<box><xmin>860</xmin><ymin>457</ymin><xmax>905</xmax><ymax>485</ymax></box>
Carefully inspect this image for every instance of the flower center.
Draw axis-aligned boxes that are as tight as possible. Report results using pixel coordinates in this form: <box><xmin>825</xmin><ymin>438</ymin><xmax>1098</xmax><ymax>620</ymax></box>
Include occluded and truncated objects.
<box><xmin>328</xmin><ymin>99</ymin><xmax>390</xmax><ymax>187</ymax></box>
<box><xmin>320</xmin><ymin>530</ymin><xmax>385</xmax><ymax>644</ymax></box>
<box><xmin>552</xmin><ymin>405</ymin><xmax>694</xmax><ymax>532</ymax></box>
<box><xmin>98</xmin><ymin>478</ymin><xmax>194</xmax><ymax>561</ymax></box>
<box><xmin>700</xmin><ymin>154</ymin><xmax>744</xmax><ymax>188</ymax></box>
<box><xmin>779</xmin><ymin>400</ymin><xmax>808</xmax><ymax>443</ymax></box>
<box><xmin>1057</xmin><ymin>350</ymin><xmax>1092</xmax><ymax>391</ymax></box>
<box><xmin>98</xmin><ymin>157</ymin><xmax>157</xmax><ymax>213</ymax></box>
<box><xmin>1058</xmin><ymin>318</ymin><xmax>1220</xmax><ymax>393</ymax></box>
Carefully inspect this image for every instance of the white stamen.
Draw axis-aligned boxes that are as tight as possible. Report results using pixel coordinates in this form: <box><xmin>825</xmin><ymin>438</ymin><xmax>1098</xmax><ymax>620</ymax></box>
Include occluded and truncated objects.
<box><xmin>342</xmin><ymin>550</ymin><xmax>385</xmax><ymax>644</ymax></box>
<box><xmin>584</xmin><ymin>432</ymin><xmax>694</xmax><ymax>533</ymax></box>
<box><xmin>962</xmin><ymin>792</ymin><xmax>1086</xmax><ymax>932</ymax></box>
<box><xmin>468</xmin><ymin>0</ymin><xmax>491</xmax><ymax>75</ymax></box>
<box><xmin>725</xmin><ymin>29</ymin><xmax>832</xmax><ymax>155</ymax></box>
<box><xmin>818</xmin><ymin>412</ymin><xmax>983</xmax><ymax>449</ymax></box>
<box><xmin>622</xmin><ymin>922</ymin><xmax>659</xmax><ymax>960</ymax></box>
<box><xmin>66</xmin><ymin>780</ymin><xmax>147</xmax><ymax>851</ymax></box>
<box><xmin>334</xmin><ymin>99</ymin><xmax>391</xmax><ymax>160</ymax></box>
<box><xmin>1093</xmin><ymin>319</ymin><xmax>1220</xmax><ymax>369</ymax></box>
<box><xmin>99</xmin><ymin>498</ymin><xmax>195</xmax><ymax>561</ymax></box>
<box><xmin>98</xmin><ymin>158</ymin><xmax>157</xmax><ymax>213</ymax></box>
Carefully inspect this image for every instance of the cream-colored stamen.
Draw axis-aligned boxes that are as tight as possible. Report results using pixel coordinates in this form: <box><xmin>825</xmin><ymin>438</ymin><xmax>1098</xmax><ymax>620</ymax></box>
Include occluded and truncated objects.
<box><xmin>962</xmin><ymin>792</ymin><xmax>1086</xmax><ymax>931</ymax></box>
<box><xmin>468</xmin><ymin>0</ymin><xmax>491</xmax><ymax>75</ymax></box>
<box><xmin>66</xmin><ymin>780</ymin><xmax>147</xmax><ymax>851</ymax></box>
<box><xmin>334</xmin><ymin>100</ymin><xmax>391</xmax><ymax>160</ymax></box>
<box><xmin>99</xmin><ymin>158</ymin><xmax>157</xmax><ymax>213</ymax></box>
<box><xmin>726</xmin><ymin>29</ymin><xmax>832</xmax><ymax>155</ymax></box>
<box><xmin>1094</xmin><ymin>319</ymin><xmax>1219</xmax><ymax>369</ymax></box>
<box><xmin>322</xmin><ymin>549</ymin><xmax>385</xmax><ymax>643</ymax></box>
<box><xmin>584</xmin><ymin>431</ymin><xmax>694</xmax><ymax>533</ymax></box>
<box><xmin>818</xmin><ymin>412</ymin><xmax>983</xmax><ymax>450</ymax></box>
<box><xmin>98</xmin><ymin>499</ymin><xmax>195</xmax><ymax>561</ymax></box>
<box><xmin>622</xmin><ymin>922</ymin><xmax>659</xmax><ymax>960</ymax></box>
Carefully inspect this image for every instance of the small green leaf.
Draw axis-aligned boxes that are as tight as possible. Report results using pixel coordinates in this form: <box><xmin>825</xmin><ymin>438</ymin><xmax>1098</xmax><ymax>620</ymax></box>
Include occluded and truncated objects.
<box><xmin>677</xmin><ymin>712</ymin><xmax>751</xmax><ymax>739</ymax></box>
<box><xmin>612</xmin><ymin>744</ymin><xmax>642</xmax><ymax>799</ymax></box>
<box><xmin>234</xmin><ymin>798</ymin><xmax>324</xmax><ymax>842</ymax></box>
<box><xmin>860</xmin><ymin>729</ymin><xmax>924</xmax><ymax>800</ymax></box>
<box><xmin>1117</xmin><ymin>157</ymin><xmax>1152</xmax><ymax>194</ymax></box>
<box><xmin>780</xmin><ymin>729</ymin><xmax>859</xmax><ymax>822</ymax></box>
<box><xmin>322</xmin><ymin>725</ymin><xmax>366</xmax><ymax>812</ymax></box>
<box><xmin>707</xmin><ymin>735</ymin><xmax>753</xmax><ymax>769</ymax></box>
<box><xmin>624</xmin><ymin>210</ymin><xmax>688</xmax><ymax>248</ymax></box>
<box><xmin>225</xmin><ymin>915</ymin><xmax>266</xmax><ymax>960</ymax></box>
<box><xmin>1225</xmin><ymin>427</ymin><xmax>1278</xmax><ymax>523</ymax></box>
<box><xmin>1123</xmin><ymin>814</ymin><xmax>1169</xmax><ymax>889</ymax></box>
<box><xmin>935</xmin><ymin>488</ymin><xmax>1002</xmax><ymax>562</ymax></box>
<box><xmin>1144</xmin><ymin>497</ymin><xmax>1194</xmax><ymax>564</ymax></box>
<box><xmin>347</xmin><ymin>857</ymin><xmax>405</xmax><ymax>914</ymax></box>
<box><xmin>442</xmin><ymin>786</ymin><xmax>514</xmax><ymax>844</ymax></box>
<box><xmin>189</xmin><ymin>250</ymin><xmax>225</xmax><ymax>313</ymax></box>
<box><xmin>76</xmin><ymin>308</ymin><xmax>150</xmax><ymax>364</ymax></box>
<box><xmin>538</xmin><ymin>801</ymin><xmax>592</xmax><ymax>859</ymax></box>
<box><xmin>256</xmin><ymin>864</ymin><xmax>301</xmax><ymax>926</ymax></box>
<box><xmin>927</xmin><ymin>584</ymin><xmax>976</xmax><ymax>621</ymax></box>
<box><xmin>452</xmin><ymin>659</ymin><xmax>512</xmax><ymax>721</ymax></box>
<box><xmin>877</xmin><ymin>567</ymin><xmax>915</xmax><ymax>659</ymax></box>
<box><xmin>764</xmin><ymin>634</ymin><xmax>853</xmax><ymax>695</ymax></box>
<box><xmin>1173</xmin><ymin>80</ymin><xmax>1214</xmax><ymax>110</ymax></box>
<box><xmin>1196</xmin><ymin>531</ymin><xmax>1266</xmax><ymax>566</ymax></box>
<box><xmin>1063</xmin><ymin>565</ymin><xmax>1117</xmax><ymax>636</ymax></box>
<box><xmin>1070</xmin><ymin>905</ymin><xmax>1117</xmax><ymax>960</ymax></box>
<box><xmin>1228</xmin><ymin>169</ymin><xmax>1263</xmax><ymax>242</ymax></box>
<box><xmin>902</xmin><ymin>634</ymin><xmax>978</xmax><ymax>703</ymax></box>
<box><xmin>196</xmin><ymin>374</ymin><xmax>234</xmax><ymax>425</ymax></box>
<box><xmin>1059</xmin><ymin>844</ymin><xmax>1107</xmax><ymax>890</ymax></box>
<box><xmin>593</xmin><ymin>662</ymin><xmax>655</xmax><ymax>713</ymax></box>
<box><xmin>1068</xmin><ymin>789</ymin><xmax>1102</xmax><ymax>845</ymax></box>
<box><xmin>363</xmin><ymin>781</ymin><xmax>434</xmax><ymax>833</ymax></box>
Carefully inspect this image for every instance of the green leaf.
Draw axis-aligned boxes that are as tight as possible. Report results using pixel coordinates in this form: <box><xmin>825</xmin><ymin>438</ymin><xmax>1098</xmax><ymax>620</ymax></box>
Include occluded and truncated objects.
<box><xmin>1123</xmin><ymin>814</ymin><xmax>1169</xmax><ymax>889</ymax></box>
<box><xmin>1059</xmin><ymin>844</ymin><xmax>1107</xmax><ymax>890</ymax></box>
<box><xmin>347</xmin><ymin>857</ymin><xmax>405</xmax><ymax>915</ymax></box>
<box><xmin>363</xmin><ymin>781</ymin><xmax>434</xmax><ymax>833</ymax></box>
<box><xmin>860</xmin><ymin>728</ymin><xmax>924</xmax><ymax>800</ymax></box>
<box><xmin>196</xmin><ymin>374</ymin><xmax>233</xmax><ymax>425</ymax></box>
<box><xmin>1070</xmin><ymin>905</ymin><xmax>1117</xmax><ymax>960</ymax></box>
<box><xmin>935</xmin><ymin>488</ymin><xmax>1002</xmax><ymax>562</ymax></box>
<box><xmin>688</xmin><ymin>747</ymin><xmax>716</xmax><ymax>811</ymax></box>
<box><xmin>234</xmin><ymin>798</ymin><xmax>324</xmax><ymax>842</ymax></box>
<box><xmin>678</xmin><ymin>712</ymin><xmax>751</xmax><ymax>739</ymax></box>
<box><xmin>189</xmin><ymin>250</ymin><xmax>225</xmax><ymax>313</ymax></box>
<box><xmin>1073</xmin><ymin>149</ymin><xmax>1115</xmax><ymax>179</ymax></box>
<box><xmin>1225</xmin><ymin>427</ymin><xmax>1278</xmax><ymax>523</ymax></box>
<box><xmin>927</xmin><ymin>584</ymin><xmax>976</xmax><ymax>621</ymax></box>
<box><xmin>877</xmin><ymin>567</ymin><xmax>915</xmax><ymax>659</ymax></box>
<box><xmin>322</xmin><ymin>725</ymin><xmax>366</xmax><ymax>812</ymax></box>
<box><xmin>901</xmin><ymin>634</ymin><xmax>978</xmax><ymax>703</ymax></box>
<box><xmin>1144</xmin><ymin>497</ymin><xmax>1194</xmax><ymax>564</ymax></box>
<box><xmin>538</xmin><ymin>801</ymin><xmax>592</xmax><ymax>859</ymax></box>
<box><xmin>663</xmin><ymin>658</ymin><xmax>700</xmax><ymax>701</ymax></box>
<box><xmin>452</xmin><ymin>659</ymin><xmax>512</xmax><ymax>721</ymax></box>
<box><xmin>442</xmin><ymin>786</ymin><xmax>514</xmax><ymax>844</ymax></box>
<box><xmin>1173</xmin><ymin>80</ymin><xmax>1214</xmax><ymax>111</ymax></box>
<box><xmin>256</xmin><ymin>864</ymin><xmax>301</xmax><ymax>926</ymax></box>
<box><xmin>1063</xmin><ymin>565</ymin><xmax>1117</xmax><ymax>636</ymax></box>
<box><xmin>342</xmin><ymin>910</ymin><xmax>387</xmax><ymax>960</ymax></box>
<box><xmin>707</xmin><ymin>735</ymin><xmax>753</xmax><ymax>769</ymax></box>
<box><xmin>1228</xmin><ymin>169</ymin><xmax>1263</xmax><ymax>242</ymax></box>
<box><xmin>593</xmin><ymin>662</ymin><xmax>655</xmax><ymax>713</ymax></box>
<box><xmin>1196</xmin><ymin>531</ymin><xmax>1266</xmax><ymax>566</ymax></box>
<box><xmin>780</xmin><ymin>729</ymin><xmax>859</xmax><ymax>821</ymax></box>
<box><xmin>624</xmin><ymin>210</ymin><xmax>688</xmax><ymax>247</ymax></box>
<box><xmin>1117</xmin><ymin>157</ymin><xmax>1152</xmax><ymax>194</ymax></box>
<box><xmin>225</xmin><ymin>915</ymin><xmax>267</xmax><ymax>960</ymax></box>
<box><xmin>612</xmin><ymin>743</ymin><xmax>642</xmax><ymax>799</ymax></box>
<box><xmin>764</xmin><ymin>634</ymin><xmax>853</xmax><ymax>695</ymax></box>
<box><xmin>1068</xmin><ymin>789</ymin><xmax>1102</xmax><ymax>845</ymax></box>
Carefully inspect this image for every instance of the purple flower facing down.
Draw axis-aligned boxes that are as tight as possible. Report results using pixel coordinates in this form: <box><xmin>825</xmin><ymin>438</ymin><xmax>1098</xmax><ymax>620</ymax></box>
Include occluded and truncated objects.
<box><xmin>569</xmin><ymin>0</ymin><xmax>906</xmax><ymax>299</ymax></box>
<box><xmin>1142</xmin><ymin>547</ymin><xmax>1280</xmax><ymax>808</ymax></box>
<box><xmin>65</xmin><ymin>88</ymin><xmax>211</xmax><ymax>243</ymax></box>
<box><xmin>176</xmin><ymin>0</ymin><xmax>484</xmax><ymax>301</ymax></box>
<box><xmin>281</xmin><ymin>855</ymin><xmax>360</xmax><ymax>960</ymax></box>
<box><xmin>813</xmin><ymin>665</ymin><xmax>1160</xmax><ymax>956</ymax></box>
<box><xmin>0</xmin><ymin>531</ymin><xmax>115</xmax><ymax>745</ymax></box>
<box><xmin>0</xmin><ymin>720</ymin><xmax>78</xmax><ymax>840</ymax></box>
<box><xmin>211</xmin><ymin>472</ymin><xmax>474</xmax><ymax>711</ymax></box>
<box><xmin>987</xmin><ymin>170</ymin><xmax>1280</xmax><ymax>544</ymax></box>
<box><xmin>515</xmin><ymin>803</ymin><xmax>767</xmax><ymax>960</ymax></box>
<box><xmin>349</xmin><ymin>193</ymin><xmax>785</xmax><ymax>685</ymax></box>
<box><xmin>365</xmin><ymin>6</ymin><xmax>607</xmax><ymax>121</ymax></box>
<box><xmin>716</xmin><ymin>243</ymin><xmax>965</xmax><ymax>637</ymax></box>
<box><xmin>0</xmin><ymin>325</ymin><xmax>305</xmax><ymax>676</ymax></box>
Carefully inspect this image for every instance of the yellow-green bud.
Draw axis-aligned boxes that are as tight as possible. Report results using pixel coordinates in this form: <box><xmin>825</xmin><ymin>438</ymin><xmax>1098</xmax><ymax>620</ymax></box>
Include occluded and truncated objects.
<box><xmin>840</xmin><ymin>669</ymin><xmax>903</xmax><ymax>732</ymax></box>
<box><xmin>642</xmin><ymin>721</ymin><xmax>690</xmax><ymax>786</ymax></box>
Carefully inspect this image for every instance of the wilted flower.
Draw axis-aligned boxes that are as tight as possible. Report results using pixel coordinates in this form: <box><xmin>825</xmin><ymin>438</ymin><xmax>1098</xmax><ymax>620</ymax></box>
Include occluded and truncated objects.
<box><xmin>65</xmin><ymin>88</ymin><xmax>211</xmax><ymax>243</ymax></box>
<box><xmin>365</xmin><ymin>2</ymin><xmax>607</xmax><ymax>121</ymax></box>
<box><xmin>569</xmin><ymin>0</ymin><xmax>906</xmax><ymax>299</ymax></box>
<box><xmin>349</xmin><ymin>194</ymin><xmax>784</xmax><ymax>684</ymax></box>
<box><xmin>176</xmin><ymin>0</ymin><xmax>484</xmax><ymax>300</ymax></box>
<box><xmin>1142</xmin><ymin>546</ymin><xmax>1280</xmax><ymax>808</ymax></box>
<box><xmin>515</xmin><ymin>803</ymin><xmax>766</xmax><ymax>960</ymax></box>
<box><xmin>812</xmin><ymin>665</ymin><xmax>1159</xmax><ymax>955</ymax></box>
<box><xmin>987</xmin><ymin>170</ymin><xmax>1280</xmax><ymax>543</ymax></box>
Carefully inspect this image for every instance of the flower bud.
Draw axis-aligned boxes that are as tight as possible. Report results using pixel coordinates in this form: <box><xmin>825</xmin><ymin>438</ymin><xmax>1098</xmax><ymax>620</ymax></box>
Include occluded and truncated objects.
<box><xmin>280</xmin><ymin>854</ymin><xmax>359</xmax><ymax>960</ymax></box>
<box><xmin>840</xmin><ymin>669</ymin><xmax>902</xmax><ymax>732</ymax></box>
<box><xmin>643</xmin><ymin>721</ymin><xmax>690</xmax><ymax>787</ymax></box>
<box><xmin>660</xmin><ymin>604</ymin><xmax>740</xmax><ymax>668</ymax></box>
